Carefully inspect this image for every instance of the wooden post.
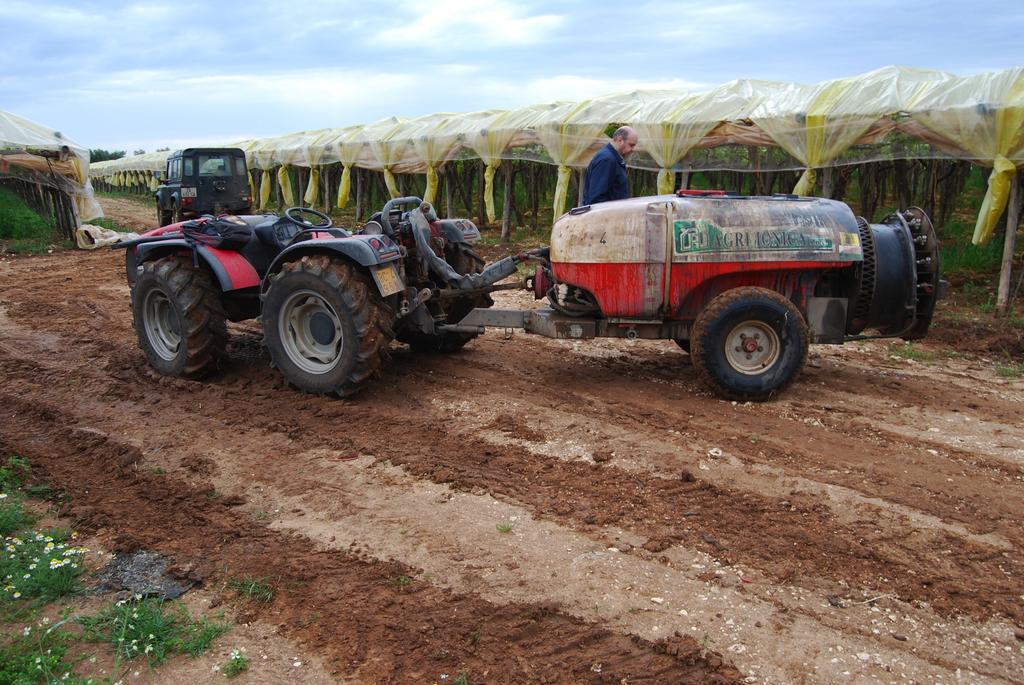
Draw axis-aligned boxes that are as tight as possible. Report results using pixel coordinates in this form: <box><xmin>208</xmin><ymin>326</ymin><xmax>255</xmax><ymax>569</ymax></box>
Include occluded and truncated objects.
<box><xmin>996</xmin><ymin>172</ymin><xmax>1021</xmax><ymax>314</ymax></box>
<box><xmin>477</xmin><ymin>160</ymin><xmax>486</xmax><ymax>226</ymax></box>
<box><xmin>355</xmin><ymin>168</ymin><xmax>363</xmax><ymax>221</ymax></box>
<box><xmin>501</xmin><ymin>164</ymin><xmax>513</xmax><ymax>241</ymax></box>
<box><xmin>821</xmin><ymin>167</ymin><xmax>834</xmax><ymax>198</ymax></box>
<box><xmin>322</xmin><ymin>165</ymin><xmax>329</xmax><ymax>213</ymax></box>
<box><xmin>445</xmin><ymin>165</ymin><xmax>454</xmax><ymax>218</ymax></box>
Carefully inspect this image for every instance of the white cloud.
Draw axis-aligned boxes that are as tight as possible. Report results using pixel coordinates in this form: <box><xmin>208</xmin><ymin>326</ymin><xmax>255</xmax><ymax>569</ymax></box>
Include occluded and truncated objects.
<box><xmin>374</xmin><ymin>0</ymin><xmax>564</xmax><ymax>47</ymax></box>
<box><xmin>477</xmin><ymin>75</ymin><xmax>709</xmax><ymax>105</ymax></box>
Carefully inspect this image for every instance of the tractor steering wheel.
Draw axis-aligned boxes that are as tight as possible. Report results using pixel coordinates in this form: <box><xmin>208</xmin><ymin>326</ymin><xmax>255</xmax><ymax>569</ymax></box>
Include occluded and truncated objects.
<box><xmin>283</xmin><ymin>207</ymin><xmax>332</xmax><ymax>229</ymax></box>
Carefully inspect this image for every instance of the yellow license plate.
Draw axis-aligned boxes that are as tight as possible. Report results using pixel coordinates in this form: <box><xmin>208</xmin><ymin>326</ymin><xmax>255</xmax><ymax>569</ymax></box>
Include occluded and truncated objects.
<box><xmin>373</xmin><ymin>264</ymin><xmax>403</xmax><ymax>296</ymax></box>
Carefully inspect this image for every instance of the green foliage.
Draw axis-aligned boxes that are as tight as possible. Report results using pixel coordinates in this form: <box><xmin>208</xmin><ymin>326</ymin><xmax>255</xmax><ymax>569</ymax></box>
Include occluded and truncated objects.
<box><xmin>89</xmin><ymin>217</ymin><xmax>133</xmax><ymax>233</ymax></box>
<box><xmin>496</xmin><ymin>522</ymin><xmax>514</xmax><ymax>533</ymax></box>
<box><xmin>0</xmin><ymin>492</ymin><xmax>37</xmax><ymax>537</ymax></box>
<box><xmin>89</xmin><ymin>149</ymin><xmax>125</xmax><ymax>163</ymax></box>
<box><xmin>0</xmin><ymin>188</ymin><xmax>55</xmax><ymax>240</ymax></box>
<box><xmin>79</xmin><ymin>596</ymin><xmax>228</xmax><ymax>665</ymax></box>
<box><xmin>995</xmin><ymin>361</ymin><xmax>1024</xmax><ymax>378</ymax></box>
<box><xmin>478</xmin><ymin>227</ymin><xmax>549</xmax><ymax>248</ymax></box>
<box><xmin>222</xmin><ymin>648</ymin><xmax>250</xmax><ymax>678</ymax></box>
<box><xmin>227</xmin><ymin>575</ymin><xmax>275</xmax><ymax>603</ymax></box>
<box><xmin>938</xmin><ymin>219</ymin><xmax>1005</xmax><ymax>275</ymax></box>
<box><xmin>0</xmin><ymin>455</ymin><xmax>31</xmax><ymax>491</ymax></box>
<box><xmin>0</xmin><ymin>618</ymin><xmax>87</xmax><ymax>685</ymax></box>
<box><xmin>887</xmin><ymin>342</ymin><xmax>932</xmax><ymax>361</ymax></box>
<box><xmin>1</xmin><ymin>456</ymin><xmax>87</xmax><ymax>603</ymax></box>
<box><xmin>1</xmin><ymin>530</ymin><xmax>87</xmax><ymax>602</ymax></box>
<box><xmin>389</xmin><ymin>575</ymin><xmax>413</xmax><ymax>589</ymax></box>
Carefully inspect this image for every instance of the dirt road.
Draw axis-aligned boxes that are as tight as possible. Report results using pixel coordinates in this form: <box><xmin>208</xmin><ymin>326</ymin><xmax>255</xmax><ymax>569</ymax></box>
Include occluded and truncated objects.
<box><xmin>1</xmin><ymin>197</ymin><xmax>1022</xmax><ymax>683</ymax></box>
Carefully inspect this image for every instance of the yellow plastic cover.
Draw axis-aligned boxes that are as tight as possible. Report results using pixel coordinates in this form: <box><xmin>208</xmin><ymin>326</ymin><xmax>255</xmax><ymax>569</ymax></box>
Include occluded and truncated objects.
<box><xmin>1</xmin><ymin>109</ymin><xmax>101</xmax><ymax>221</ymax></box>
<box><xmin>85</xmin><ymin>66</ymin><xmax>1024</xmax><ymax>238</ymax></box>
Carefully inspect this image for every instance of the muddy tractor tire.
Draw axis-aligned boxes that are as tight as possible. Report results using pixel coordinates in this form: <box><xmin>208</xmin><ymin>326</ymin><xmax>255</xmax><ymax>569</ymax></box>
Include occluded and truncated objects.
<box><xmin>691</xmin><ymin>287</ymin><xmax>809</xmax><ymax>401</ymax></box>
<box><xmin>409</xmin><ymin>246</ymin><xmax>493</xmax><ymax>354</ymax></box>
<box><xmin>262</xmin><ymin>255</ymin><xmax>395</xmax><ymax>397</ymax></box>
<box><xmin>131</xmin><ymin>256</ymin><xmax>227</xmax><ymax>378</ymax></box>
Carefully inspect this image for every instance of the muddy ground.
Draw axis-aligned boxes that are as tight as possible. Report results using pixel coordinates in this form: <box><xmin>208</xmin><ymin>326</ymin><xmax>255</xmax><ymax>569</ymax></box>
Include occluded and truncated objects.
<box><xmin>1</xmin><ymin>196</ymin><xmax>1023</xmax><ymax>684</ymax></box>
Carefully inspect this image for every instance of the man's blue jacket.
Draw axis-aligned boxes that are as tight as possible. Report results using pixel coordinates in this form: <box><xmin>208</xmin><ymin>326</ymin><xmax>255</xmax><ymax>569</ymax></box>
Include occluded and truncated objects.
<box><xmin>582</xmin><ymin>143</ymin><xmax>629</xmax><ymax>205</ymax></box>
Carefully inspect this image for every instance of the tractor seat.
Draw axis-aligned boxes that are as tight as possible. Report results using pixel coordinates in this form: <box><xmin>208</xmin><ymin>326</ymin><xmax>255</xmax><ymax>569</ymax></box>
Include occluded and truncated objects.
<box><xmin>229</xmin><ymin>215</ymin><xmax>299</xmax><ymax>257</ymax></box>
<box><xmin>223</xmin><ymin>215</ymin><xmax>292</xmax><ymax>276</ymax></box>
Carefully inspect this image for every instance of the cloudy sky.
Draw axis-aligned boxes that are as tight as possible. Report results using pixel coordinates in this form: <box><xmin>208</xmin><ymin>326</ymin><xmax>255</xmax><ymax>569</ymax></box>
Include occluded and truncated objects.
<box><xmin>2</xmin><ymin>0</ymin><xmax>1020</xmax><ymax>153</ymax></box>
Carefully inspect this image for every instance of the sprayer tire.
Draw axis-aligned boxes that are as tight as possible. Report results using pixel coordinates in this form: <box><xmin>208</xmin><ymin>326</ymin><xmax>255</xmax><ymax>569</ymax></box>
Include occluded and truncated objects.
<box><xmin>691</xmin><ymin>287</ymin><xmax>808</xmax><ymax>401</ymax></box>
<box><xmin>132</xmin><ymin>256</ymin><xmax>227</xmax><ymax>379</ymax></box>
<box><xmin>263</xmin><ymin>255</ymin><xmax>395</xmax><ymax>397</ymax></box>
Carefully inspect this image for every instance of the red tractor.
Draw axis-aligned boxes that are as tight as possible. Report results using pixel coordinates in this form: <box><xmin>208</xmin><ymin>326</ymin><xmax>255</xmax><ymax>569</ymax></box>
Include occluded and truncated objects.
<box><xmin>118</xmin><ymin>190</ymin><xmax>940</xmax><ymax>401</ymax></box>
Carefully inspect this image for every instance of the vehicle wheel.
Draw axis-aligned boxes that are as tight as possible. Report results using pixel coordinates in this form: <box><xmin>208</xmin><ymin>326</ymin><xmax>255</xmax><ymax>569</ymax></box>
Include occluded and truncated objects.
<box><xmin>262</xmin><ymin>255</ymin><xmax>395</xmax><ymax>397</ymax></box>
<box><xmin>131</xmin><ymin>256</ymin><xmax>227</xmax><ymax>378</ymax></box>
<box><xmin>157</xmin><ymin>206</ymin><xmax>173</xmax><ymax>227</ymax></box>
<box><xmin>409</xmin><ymin>246</ymin><xmax>492</xmax><ymax>353</ymax></box>
<box><xmin>690</xmin><ymin>287</ymin><xmax>808</xmax><ymax>401</ymax></box>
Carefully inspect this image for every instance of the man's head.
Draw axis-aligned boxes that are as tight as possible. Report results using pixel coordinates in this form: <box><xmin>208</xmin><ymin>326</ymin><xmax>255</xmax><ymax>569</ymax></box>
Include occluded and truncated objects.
<box><xmin>611</xmin><ymin>126</ymin><xmax>639</xmax><ymax>157</ymax></box>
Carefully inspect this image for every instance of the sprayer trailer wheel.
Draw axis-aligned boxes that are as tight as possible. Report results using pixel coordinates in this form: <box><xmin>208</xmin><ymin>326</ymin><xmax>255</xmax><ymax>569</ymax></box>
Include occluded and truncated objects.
<box><xmin>691</xmin><ymin>287</ymin><xmax>808</xmax><ymax>401</ymax></box>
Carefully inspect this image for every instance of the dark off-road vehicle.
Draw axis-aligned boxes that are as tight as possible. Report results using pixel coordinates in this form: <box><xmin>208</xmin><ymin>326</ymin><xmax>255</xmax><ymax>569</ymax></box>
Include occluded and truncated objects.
<box><xmin>155</xmin><ymin>148</ymin><xmax>252</xmax><ymax>226</ymax></box>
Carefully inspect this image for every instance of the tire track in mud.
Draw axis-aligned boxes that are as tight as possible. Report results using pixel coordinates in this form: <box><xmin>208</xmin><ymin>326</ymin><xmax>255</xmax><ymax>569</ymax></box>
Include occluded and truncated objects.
<box><xmin>3</xmin><ymin>250</ymin><xmax>1024</xmax><ymax>682</ymax></box>
<box><xmin>3</xmin><ymin>279</ymin><xmax>1023</xmax><ymax>625</ymax></box>
<box><xmin>200</xmin><ymin>444</ymin><xmax>1018</xmax><ymax>683</ymax></box>
<box><xmin>0</xmin><ymin>394</ymin><xmax>744</xmax><ymax>685</ymax></box>
<box><xmin>397</xmin><ymin>335</ymin><xmax>1024</xmax><ymax>539</ymax></box>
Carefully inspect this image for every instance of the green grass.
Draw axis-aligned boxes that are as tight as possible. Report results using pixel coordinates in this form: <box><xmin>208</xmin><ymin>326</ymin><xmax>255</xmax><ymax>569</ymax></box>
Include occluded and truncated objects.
<box><xmin>938</xmin><ymin>218</ymin><xmax>1006</xmax><ymax>275</ymax></box>
<box><xmin>0</xmin><ymin>617</ymin><xmax>88</xmax><ymax>684</ymax></box>
<box><xmin>478</xmin><ymin>226</ymin><xmax>550</xmax><ymax>247</ymax></box>
<box><xmin>89</xmin><ymin>216</ymin><xmax>133</xmax><ymax>233</ymax></box>
<box><xmin>887</xmin><ymin>342</ymin><xmax>932</xmax><ymax>361</ymax></box>
<box><xmin>222</xmin><ymin>648</ymin><xmax>250</xmax><ymax>678</ymax></box>
<box><xmin>227</xmin><ymin>575</ymin><xmax>275</xmax><ymax>603</ymax></box>
<box><xmin>389</xmin><ymin>575</ymin><xmax>413</xmax><ymax>589</ymax></box>
<box><xmin>1</xmin><ymin>455</ymin><xmax>87</xmax><ymax>604</ymax></box>
<box><xmin>495</xmin><ymin>522</ymin><xmax>514</xmax><ymax>534</ymax></box>
<box><xmin>995</xmin><ymin>362</ymin><xmax>1024</xmax><ymax>378</ymax></box>
<box><xmin>1</xmin><ymin>529</ymin><xmax>88</xmax><ymax>603</ymax></box>
<box><xmin>0</xmin><ymin>453</ymin><xmax>232</xmax><ymax>680</ymax></box>
<box><xmin>79</xmin><ymin>596</ymin><xmax>228</xmax><ymax>665</ymax></box>
<box><xmin>0</xmin><ymin>187</ymin><xmax>71</xmax><ymax>254</ymax></box>
<box><xmin>0</xmin><ymin>188</ymin><xmax>54</xmax><ymax>240</ymax></box>
<box><xmin>0</xmin><ymin>454</ymin><xmax>31</xmax><ymax>491</ymax></box>
<box><xmin>0</xmin><ymin>491</ymin><xmax>38</xmax><ymax>537</ymax></box>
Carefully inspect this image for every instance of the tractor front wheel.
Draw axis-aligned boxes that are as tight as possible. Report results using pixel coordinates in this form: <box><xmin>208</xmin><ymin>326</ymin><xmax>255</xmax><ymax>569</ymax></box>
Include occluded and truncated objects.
<box><xmin>690</xmin><ymin>287</ymin><xmax>808</xmax><ymax>401</ymax></box>
<box><xmin>131</xmin><ymin>256</ymin><xmax>227</xmax><ymax>378</ymax></box>
<box><xmin>262</xmin><ymin>255</ymin><xmax>395</xmax><ymax>397</ymax></box>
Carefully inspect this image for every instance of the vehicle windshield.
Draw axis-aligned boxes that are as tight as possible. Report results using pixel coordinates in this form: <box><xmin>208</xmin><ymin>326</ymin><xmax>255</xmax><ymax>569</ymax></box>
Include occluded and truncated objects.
<box><xmin>196</xmin><ymin>154</ymin><xmax>238</xmax><ymax>177</ymax></box>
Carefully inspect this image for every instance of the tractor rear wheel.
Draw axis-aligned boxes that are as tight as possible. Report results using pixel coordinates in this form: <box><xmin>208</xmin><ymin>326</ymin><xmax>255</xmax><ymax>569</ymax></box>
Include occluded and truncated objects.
<box><xmin>131</xmin><ymin>256</ymin><xmax>227</xmax><ymax>378</ymax></box>
<box><xmin>690</xmin><ymin>287</ymin><xmax>808</xmax><ymax>401</ymax></box>
<box><xmin>157</xmin><ymin>206</ymin><xmax>173</xmax><ymax>227</ymax></box>
<box><xmin>409</xmin><ymin>246</ymin><xmax>492</xmax><ymax>353</ymax></box>
<box><xmin>262</xmin><ymin>255</ymin><xmax>395</xmax><ymax>397</ymax></box>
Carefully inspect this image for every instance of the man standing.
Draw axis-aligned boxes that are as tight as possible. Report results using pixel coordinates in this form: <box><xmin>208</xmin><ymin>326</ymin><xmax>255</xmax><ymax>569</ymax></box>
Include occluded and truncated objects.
<box><xmin>582</xmin><ymin>126</ymin><xmax>639</xmax><ymax>205</ymax></box>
